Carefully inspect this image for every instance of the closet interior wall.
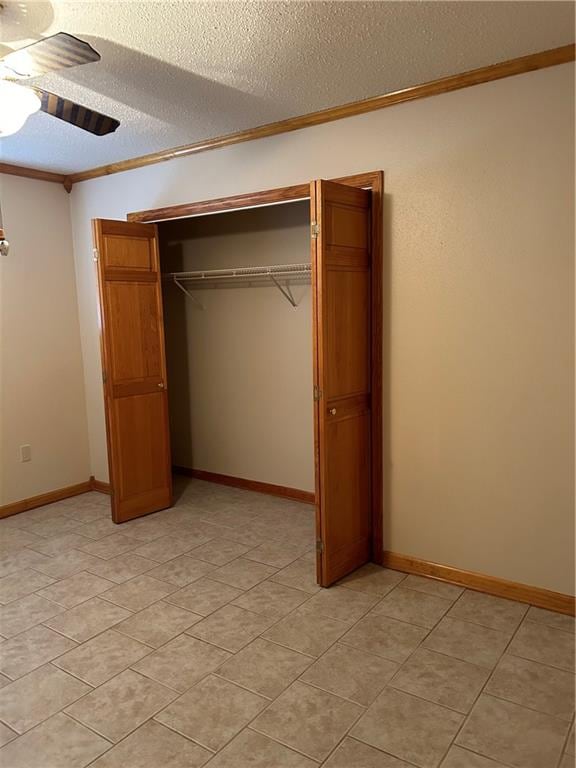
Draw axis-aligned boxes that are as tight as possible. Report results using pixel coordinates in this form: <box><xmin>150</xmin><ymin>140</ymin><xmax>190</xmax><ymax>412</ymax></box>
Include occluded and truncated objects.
<box><xmin>159</xmin><ymin>201</ymin><xmax>314</xmax><ymax>494</ymax></box>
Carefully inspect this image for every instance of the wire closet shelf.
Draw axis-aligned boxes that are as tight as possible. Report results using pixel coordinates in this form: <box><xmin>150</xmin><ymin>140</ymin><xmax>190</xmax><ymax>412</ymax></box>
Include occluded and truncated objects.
<box><xmin>164</xmin><ymin>262</ymin><xmax>311</xmax><ymax>308</ymax></box>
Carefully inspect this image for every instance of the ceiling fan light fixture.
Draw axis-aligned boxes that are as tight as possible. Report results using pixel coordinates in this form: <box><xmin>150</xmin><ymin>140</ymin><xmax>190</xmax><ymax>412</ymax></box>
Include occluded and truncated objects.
<box><xmin>0</xmin><ymin>80</ymin><xmax>41</xmax><ymax>137</ymax></box>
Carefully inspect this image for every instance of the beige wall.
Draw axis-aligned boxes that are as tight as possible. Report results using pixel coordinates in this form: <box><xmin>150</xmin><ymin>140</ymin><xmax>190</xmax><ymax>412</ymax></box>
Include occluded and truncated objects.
<box><xmin>69</xmin><ymin>63</ymin><xmax>574</xmax><ymax>594</ymax></box>
<box><xmin>0</xmin><ymin>175</ymin><xmax>90</xmax><ymax>504</ymax></box>
<box><xmin>160</xmin><ymin>203</ymin><xmax>314</xmax><ymax>490</ymax></box>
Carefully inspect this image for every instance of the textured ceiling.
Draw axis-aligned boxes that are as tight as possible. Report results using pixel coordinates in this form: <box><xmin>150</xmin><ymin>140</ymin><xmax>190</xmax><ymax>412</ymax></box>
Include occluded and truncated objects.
<box><xmin>0</xmin><ymin>1</ymin><xmax>574</xmax><ymax>173</ymax></box>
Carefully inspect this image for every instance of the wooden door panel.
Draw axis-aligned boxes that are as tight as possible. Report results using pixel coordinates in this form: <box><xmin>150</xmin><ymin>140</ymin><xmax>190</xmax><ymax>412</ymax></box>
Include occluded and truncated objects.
<box><xmin>105</xmin><ymin>282</ymin><xmax>163</xmax><ymax>382</ymax></box>
<box><xmin>111</xmin><ymin>393</ymin><xmax>171</xmax><ymax>511</ymax></box>
<box><xmin>105</xmin><ymin>236</ymin><xmax>153</xmax><ymax>270</ymax></box>
<box><xmin>325</xmin><ymin>269</ymin><xmax>370</xmax><ymax>398</ymax></box>
<box><xmin>93</xmin><ymin>219</ymin><xmax>172</xmax><ymax>523</ymax></box>
<box><xmin>312</xmin><ymin>180</ymin><xmax>372</xmax><ymax>586</ymax></box>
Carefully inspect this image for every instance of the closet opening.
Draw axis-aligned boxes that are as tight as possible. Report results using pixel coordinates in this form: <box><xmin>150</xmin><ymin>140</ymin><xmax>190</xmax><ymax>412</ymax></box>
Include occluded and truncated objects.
<box><xmin>93</xmin><ymin>171</ymin><xmax>383</xmax><ymax>587</ymax></box>
<box><xmin>158</xmin><ymin>201</ymin><xmax>315</xmax><ymax>510</ymax></box>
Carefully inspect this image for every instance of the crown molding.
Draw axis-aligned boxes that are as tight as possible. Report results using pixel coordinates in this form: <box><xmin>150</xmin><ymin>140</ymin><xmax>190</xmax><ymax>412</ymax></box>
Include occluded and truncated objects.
<box><xmin>2</xmin><ymin>44</ymin><xmax>573</xmax><ymax>191</ymax></box>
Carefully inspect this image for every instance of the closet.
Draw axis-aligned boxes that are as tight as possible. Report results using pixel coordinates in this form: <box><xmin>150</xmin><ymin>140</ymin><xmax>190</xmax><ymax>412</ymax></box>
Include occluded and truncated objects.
<box><xmin>92</xmin><ymin>171</ymin><xmax>383</xmax><ymax>587</ymax></box>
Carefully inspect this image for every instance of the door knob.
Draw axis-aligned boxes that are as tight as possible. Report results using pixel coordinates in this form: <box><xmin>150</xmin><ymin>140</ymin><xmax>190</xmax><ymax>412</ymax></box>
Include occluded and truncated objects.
<box><xmin>158</xmin><ymin>382</ymin><xmax>164</xmax><ymax>389</ymax></box>
<box><xmin>329</xmin><ymin>408</ymin><xmax>337</xmax><ymax>415</ymax></box>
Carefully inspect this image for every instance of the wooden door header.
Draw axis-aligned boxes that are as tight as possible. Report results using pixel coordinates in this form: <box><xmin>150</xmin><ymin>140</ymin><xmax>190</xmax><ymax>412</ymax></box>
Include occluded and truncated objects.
<box><xmin>127</xmin><ymin>170</ymin><xmax>383</xmax><ymax>224</ymax></box>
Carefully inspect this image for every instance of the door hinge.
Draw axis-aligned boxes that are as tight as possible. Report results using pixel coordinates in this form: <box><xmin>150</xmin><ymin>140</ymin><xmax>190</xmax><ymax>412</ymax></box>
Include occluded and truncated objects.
<box><xmin>311</xmin><ymin>222</ymin><xmax>320</xmax><ymax>239</ymax></box>
<box><xmin>102</xmin><ymin>370</ymin><xmax>107</xmax><ymax>384</ymax></box>
<box><xmin>316</xmin><ymin>539</ymin><xmax>324</xmax><ymax>553</ymax></box>
<box><xmin>313</xmin><ymin>385</ymin><xmax>322</xmax><ymax>402</ymax></box>
<box><xmin>93</xmin><ymin>248</ymin><xmax>99</xmax><ymax>262</ymax></box>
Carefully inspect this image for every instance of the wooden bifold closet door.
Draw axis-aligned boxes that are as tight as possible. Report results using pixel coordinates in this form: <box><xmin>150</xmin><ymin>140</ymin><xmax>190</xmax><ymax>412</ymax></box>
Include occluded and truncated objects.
<box><xmin>311</xmin><ymin>180</ymin><xmax>373</xmax><ymax>587</ymax></box>
<box><xmin>93</xmin><ymin>219</ymin><xmax>172</xmax><ymax>523</ymax></box>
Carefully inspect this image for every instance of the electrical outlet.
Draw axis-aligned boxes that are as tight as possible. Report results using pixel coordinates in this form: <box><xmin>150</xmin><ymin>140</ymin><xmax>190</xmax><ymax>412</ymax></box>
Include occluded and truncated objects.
<box><xmin>19</xmin><ymin>445</ymin><xmax>31</xmax><ymax>463</ymax></box>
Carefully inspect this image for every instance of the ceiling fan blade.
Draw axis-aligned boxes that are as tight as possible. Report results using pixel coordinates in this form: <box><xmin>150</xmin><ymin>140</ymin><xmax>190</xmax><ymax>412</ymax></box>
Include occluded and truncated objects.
<box><xmin>1</xmin><ymin>33</ymin><xmax>100</xmax><ymax>78</ymax></box>
<box><xmin>37</xmin><ymin>90</ymin><xmax>119</xmax><ymax>136</ymax></box>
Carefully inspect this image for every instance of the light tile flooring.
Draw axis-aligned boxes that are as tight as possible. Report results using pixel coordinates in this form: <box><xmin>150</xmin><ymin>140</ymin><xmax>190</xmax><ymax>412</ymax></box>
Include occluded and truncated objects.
<box><xmin>0</xmin><ymin>478</ymin><xmax>574</xmax><ymax>768</ymax></box>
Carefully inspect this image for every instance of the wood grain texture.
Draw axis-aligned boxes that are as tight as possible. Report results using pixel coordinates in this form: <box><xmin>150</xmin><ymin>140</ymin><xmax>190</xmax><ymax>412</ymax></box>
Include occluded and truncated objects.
<box><xmin>313</xmin><ymin>180</ymin><xmax>373</xmax><ymax>587</ymax></box>
<box><xmin>0</xmin><ymin>162</ymin><xmax>66</xmax><ymax>185</ymax></box>
<box><xmin>128</xmin><ymin>184</ymin><xmax>310</xmax><ymax>223</ymax></box>
<box><xmin>66</xmin><ymin>45</ymin><xmax>574</xmax><ymax>186</ymax></box>
<box><xmin>384</xmin><ymin>551</ymin><xmax>575</xmax><ymax>616</ymax></box>
<box><xmin>93</xmin><ymin>219</ymin><xmax>173</xmax><ymax>523</ymax></box>
<box><xmin>173</xmin><ymin>466</ymin><xmax>315</xmax><ymax>504</ymax></box>
<box><xmin>0</xmin><ymin>481</ymin><xmax>92</xmax><ymax>519</ymax></box>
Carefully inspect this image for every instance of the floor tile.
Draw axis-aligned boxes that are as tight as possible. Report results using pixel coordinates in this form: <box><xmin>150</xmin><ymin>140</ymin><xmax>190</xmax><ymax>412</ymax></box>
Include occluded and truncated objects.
<box><xmin>0</xmin><ymin>625</ymin><xmax>77</xmax><ymax>679</ymax></box>
<box><xmin>32</xmin><ymin>549</ymin><xmax>104</xmax><ymax>579</ymax></box>
<box><xmin>189</xmin><ymin>537</ymin><xmax>255</xmax><ymax>565</ymax></box>
<box><xmin>80</xmin><ymin>533</ymin><xmax>141</xmax><ymax>559</ymax></box>
<box><xmin>0</xmin><ymin>593</ymin><xmax>64</xmax><ymax>637</ymax></box>
<box><xmin>121</xmin><ymin>518</ymin><xmax>177</xmax><ymax>542</ymax></box>
<box><xmin>211</xmin><ymin>558</ymin><xmax>277</xmax><ymax>590</ymax></box>
<box><xmin>131</xmin><ymin>536</ymin><xmax>197</xmax><ymax>563</ymax></box>
<box><xmin>323</xmin><ymin>737</ymin><xmax>412</xmax><ymax>767</ymax></box>
<box><xmin>0</xmin><ymin>713</ymin><xmax>110</xmax><ymax>768</ymax></box>
<box><xmin>148</xmin><ymin>555</ymin><xmax>216</xmax><ymax>586</ymax></box>
<box><xmin>76</xmin><ymin>518</ymin><xmax>124</xmax><ymax>540</ymax></box>
<box><xmin>37</xmin><ymin>571</ymin><xmax>115</xmax><ymax>608</ymax></box>
<box><xmin>0</xmin><ymin>664</ymin><xmax>91</xmax><ymax>733</ymax></box>
<box><xmin>441</xmin><ymin>745</ymin><xmax>510</xmax><ymax>767</ymax></box>
<box><xmin>456</xmin><ymin>694</ymin><xmax>570</xmax><ymax>768</ymax></box>
<box><xmin>252</xmin><ymin>680</ymin><xmax>363</xmax><ymax>761</ymax></box>
<box><xmin>352</xmin><ymin>688</ymin><xmax>463</xmax><ymax>768</ymax></box>
<box><xmin>26</xmin><ymin>516</ymin><xmax>84</xmax><ymax>539</ymax></box>
<box><xmin>29</xmin><ymin>533</ymin><xmax>93</xmax><ymax>557</ymax></box>
<box><xmin>339</xmin><ymin>564</ymin><xmax>406</xmax><ymax>596</ymax></box>
<box><xmin>166</xmin><ymin>577</ymin><xmax>243</xmax><ymax>615</ymax></box>
<box><xmin>85</xmin><ymin>553</ymin><xmax>157</xmax><ymax>584</ymax></box>
<box><xmin>508</xmin><ymin>620</ymin><xmax>575</xmax><ymax>671</ymax></box>
<box><xmin>0</xmin><ymin>568</ymin><xmax>55</xmax><ymax>605</ymax></box>
<box><xmin>187</xmin><ymin>604</ymin><xmax>275</xmax><ymax>652</ymax></box>
<box><xmin>263</xmin><ymin>607</ymin><xmax>350</xmax><ymax>657</ymax></box>
<box><xmin>132</xmin><ymin>633</ymin><xmax>230</xmax><ymax>692</ymax></box>
<box><xmin>423</xmin><ymin>617</ymin><xmax>510</xmax><ymax>669</ymax></box>
<box><xmin>270</xmin><ymin>557</ymin><xmax>321</xmax><ymax>594</ymax></box>
<box><xmin>43</xmin><ymin>597</ymin><xmax>131</xmax><ymax>642</ymax></box>
<box><xmin>0</xmin><ymin>722</ymin><xmax>17</xmax><ymax>748</ymax></box>
<box><xmin>156</xmin><ymin>674</ymin><xmax>267</xmax><ymax>751</ymax></box>
<box><xmin>58</xmin><ymin>507</ymin><xmax>109</xmax><ymax>526</ymax></box>
<box><xmin>88</xmin><ymin>719</ymin><xmax>211</xmax><ymax>768</ymax></box>
<box><xmin>371</xmin><ymin>586</ymin><xmax>452</xmax><ymax>629</ymax></box>
<box><xmin>0</xmin><ymin>528</ymin><xmax>46</xmax><ymax>550</ymax></box>
<box><xmin>217</xmin><ymin>638</ymin><xmax>312</xmax><ymax>699</ymax></box>
<box><xmin>525</xmin><ymin>606</ymin><xmax>575</xmax><ymax>634</ymax></box>
<box><xmin>115</xmin><ymin>601</ymin><xmax>202</xmax><ymax>647</ymax></box>
<box><xmin>54</xmin><ymin>628</ymin><xmax>151</xmax><ymax>685</ymax></box>
<box><xmin>232</xmin><ymin>580</ymin><xmax>311</xmax><ymax>618</ymax></box>
<box><xmin>301</xmin><ymin>642</ymin><xmax>398</xmax><ymax>706</ymax></box>
<box><xmin>448</xmin><ymin>590</ymin><xmax>528</xmax><ymax>634</ymax></box>
<box><xmin>400</xmin><ymin>575</ymin><xmax>464</xmax><ymax>602</ymax></box>
<box><xmin>0</xmin><ymin>548</ymin><xmax>52</xmax><ymax>579</ymax></box>
<box><xmin>65</xmin><ymin>669</ymin><xmax>178</xmax><ymax>742</ymax></box>
<box><xmin>205</xmin><ymin>728</ymin><xmax>317</xmax><ymax>767</ymax></box>
<box><xmin>485</xmin><ymin>653</ymin><xmax>575</xmax><ymax>720</ymax></box>
<box><xmin>301</xmin><ymin>585</ymin><xmax>379</xmax><ymax>623</ymax></box>
<box><xmin>390</xmin><ymin>647</ymin><xmax>490</xmax><ymax>714</ymax></box>
<box><xmin>100</xmin><ymin>574</ymin><xmax>177</xmax><ymax>611</ymax></box>
<box><xmin>341</xmin><ymin>613</ymin><xmax>428</xmax><ymax>663</ymax></box>
<box><xmin>243</xmin><ymin>539</ymin><xmax>312</xmax><ymax>569</ymax></box>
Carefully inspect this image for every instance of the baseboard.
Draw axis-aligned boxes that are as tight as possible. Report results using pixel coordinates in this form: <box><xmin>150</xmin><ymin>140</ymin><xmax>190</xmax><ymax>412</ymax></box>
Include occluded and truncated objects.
<box><xmin>89</xmin><ymin>476</ymin><xmax>111</xmax><ymax>495</ymax></box>
<box><xmin>173</xmin><ymin>466</ymin><xmax>316</xmax><ymax>505</ymax></box>
<box><xmin>0</xmin><ymin>481</ymin><xmax>93</xmax><ymax>519</ymax></box>
<box><xmin>383</xmin><ymin>551</ymin><xmax>575</xmax><ymax>616</ymax></box>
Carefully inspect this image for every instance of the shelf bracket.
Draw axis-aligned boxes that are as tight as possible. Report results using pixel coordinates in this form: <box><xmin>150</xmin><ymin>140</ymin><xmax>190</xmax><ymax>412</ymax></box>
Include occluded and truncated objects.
<box><xmin>173</xmin><ymin>277</ymin><xmax>204</xmax><ymax>310</ymax></box>
<box><xmin>269</xmin><ymin>274</ymin><xmax>297</xmax><ymax>308</ymax></box>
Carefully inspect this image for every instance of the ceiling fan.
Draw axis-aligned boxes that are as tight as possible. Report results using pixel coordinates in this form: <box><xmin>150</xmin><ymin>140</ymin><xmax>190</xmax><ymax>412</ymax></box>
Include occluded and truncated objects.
<box><xmin>0</xmin><ymin>31</ymin><xmax>120</xmax><ymax>137</ymax></box>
